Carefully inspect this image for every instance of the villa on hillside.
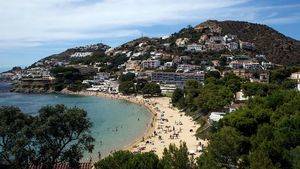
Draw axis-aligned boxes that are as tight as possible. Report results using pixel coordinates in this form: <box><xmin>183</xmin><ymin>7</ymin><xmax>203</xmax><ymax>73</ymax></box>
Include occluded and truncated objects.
<box><xmin>70</xmin><ymin>52</ymin><xmax>93</xmax><ymax>58</ymax></box>
<box><xmin>186</xmin><ymin>44</ymin><xmax>204</xmax><ymax>52</ymax></box>
<box><xmin>290</xmin><ymin>72</ymin><xmax>300</xmax><ymax>91</ymax></box>
<box><xmin>141</xmin><ymin>60</ymin><xmax>161</xmax><ymax>69</ymax></box>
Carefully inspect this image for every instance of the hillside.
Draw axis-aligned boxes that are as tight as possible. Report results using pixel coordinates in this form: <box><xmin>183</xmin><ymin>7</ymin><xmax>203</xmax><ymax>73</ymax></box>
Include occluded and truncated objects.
<box><xmin>195</xmin><ymin>20</ymin><xmax>300</xmax><ymax>65</ymax></box>
<box><xmin>29</xmin><ymin>20</ymin><xmax>300</xmax><ymax>69</ymax></box>
<box><xmin>30</xmin><ymin>43</ymin><xmax>110</xmax><ymax>67</ymax></box>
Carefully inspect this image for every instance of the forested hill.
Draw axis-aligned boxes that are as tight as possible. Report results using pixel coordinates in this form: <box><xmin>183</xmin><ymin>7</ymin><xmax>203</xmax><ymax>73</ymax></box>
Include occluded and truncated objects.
<box><xmin>195</xmin><ymin>20</ymin><xmax>300</xmax><ymax>66</ymax></box>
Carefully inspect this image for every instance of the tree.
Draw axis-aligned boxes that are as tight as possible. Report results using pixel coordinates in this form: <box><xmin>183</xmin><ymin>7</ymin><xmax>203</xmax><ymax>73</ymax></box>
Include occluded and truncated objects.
<box><xmin>185</xmin><ymin>80</ymin><xmax>200</xmax><ymax>90</ymax></box>
<box><xmin>241</xmin><ymin>82</ymin><xmax>277</xmax><ymax>97</ymax></box>
<box><xmin>119</xmin><ymin>81</ymin><xmax>135</xmax><ymax>95</ymax></box>
<box><xmin>32</xmin><ymin>105</ymin><xmax>94</xmax><ymax>169</ymax></box>
<box><xmin>171</xmin><ymin>88</ymin><xmax>184</xmax><ymax>106</ymax></box>
<box><xmin>194</xmin><ymin>83</ymin><xmax>233</xmax><ymax>114</ymax></box>
<box><xmin>223</xmin><ymin>73</ymin><xmax>244</xmax><ymax>93</ymax></box>
<box><xmin>95</xmin><ymin>143</ymin><xmax>194</xmax><ymax>169</ymax></box>
<box><xmin>0</xmin><ymin>106</ymin><xmax>33</xmax><ymax>169</ymax></box>
<box><xmin>94</xmin><ymin>151</ymin><xmax>159</xmax><ymax>169</ymax></box>
<box><xmin>119</xmin><ymin>73</ymin><xmax>135</xmax><ymax>82</ymax></box>
<box><xmin>269</xmin><ymin>68</ymin><xmax>293</xmax><ymax>84</ymax></box>
<box><xmin>142</xmin><ymin>83</ymin><xmax>161</xmax><ymax>96</ymax></box>
<box><xmin>136</xmin><ymin>79</ymin><xmax>148</xmax><ymax>93</ymax></box>
<box><xmin>290</xmin><ymin>146</ymin><xmax>300</xmax><ymax>169</ymax></box>
<box><xmin>127</xmin><ymin>152</ymin><xmax>159</xmax><ymax>169</ymax></box>
<box><xmin>205</xmin><ymin>71</ymin><xmax>221</xmax><ymax>79</ymax></box>
<box><xmin>198</xmin><ymin>127</ymin><xmax>250</xmax><ymax>168</ymax></box>
<box><xmin>219</xmin><ymin>56</ymin><xmax>227</xmax><ymax>67</ymax></box>
<box><xmin>198</xmin><ymin>90</ymin><xmax>300</xmax><ymax>169</ymax></box>
<box><xmin>158</xmin><ymin>143</ymin><xmax>194</xmax><ymax>169</ymax></box>
<box><xmin>281</xmin><ymin>79</ymin><xmax>298</xmax><ymax>90</ymax></box>
<box><xmin>50</xmin><ymin>66</ymin><xmax>87</xmax><ymax>92</ymax></box>
<box><xmin>0</xmin><ymin>105</ymin><xmax>94</xmax><ymax>169</ymax></box>
<box><xmin>95</xmin><ymin>151</ymin><xmax>134</xmax><ymax>169</ymax></box>
<box><xmin>249</xmin><ymin>150</ymin><xmax>278</xmax><ymax>169</ymax></box>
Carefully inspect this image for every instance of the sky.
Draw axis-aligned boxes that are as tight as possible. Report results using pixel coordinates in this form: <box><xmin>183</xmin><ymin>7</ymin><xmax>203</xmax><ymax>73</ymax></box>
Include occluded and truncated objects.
<box><xmin>0</xmin><ymin>0</ymin><xmax>300</xmax><ymax>71</ymax></box>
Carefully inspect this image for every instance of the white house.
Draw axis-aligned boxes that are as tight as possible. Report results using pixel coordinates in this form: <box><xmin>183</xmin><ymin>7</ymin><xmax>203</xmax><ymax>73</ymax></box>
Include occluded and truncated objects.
<box><xmin>70</xmin><ymin>52</ymin><xmax>93</xmax><ymax>58</ymax></box>
<box><xmin>290</xmin><ymin>72</ymin><xmax>300</xmax><ymax>81</ymax></box>
<box><xmin>290</xmin><ymin>72</ymin><xmax>300</xmax><ymax>91</ymax></box>
<box><xmin>235</xmin><ymin>90</ymin><xmax>249</xmax><ymax>101</ymax></box>
<box><xmin>209</xmin><ymin>112</ymin><xmax>226</xmax><ymax>122</ymax></box>
<box><xmin>177</xmin><ymin>64</ymin><xmax>201</xmax><ymax>73</ymax></box>
<box><xmin>226</xmin><ymin>42</ymin><xmax>239</xmax><ymax>51</ymax></box>
<box><xmin>186</xmin><ymin>44</ymin><xmax>203</xmax><ymax>52</ymax></box>
<box><xmin>141</xmin><ymin>60</ymin><xmax>161</xmax><ymax>69</ymax></box>
<box><xmin>164</xmin><ymin>62</ymin><xmax>173</xmax><ymax>68</ymax></box>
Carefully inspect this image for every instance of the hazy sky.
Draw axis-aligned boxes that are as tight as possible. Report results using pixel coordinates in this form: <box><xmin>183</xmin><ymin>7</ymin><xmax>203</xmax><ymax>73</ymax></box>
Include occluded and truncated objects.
<box><xmin>0</xmin><ymin>0</ymin><xmax>300</xmax><ymax>70</ymax></box>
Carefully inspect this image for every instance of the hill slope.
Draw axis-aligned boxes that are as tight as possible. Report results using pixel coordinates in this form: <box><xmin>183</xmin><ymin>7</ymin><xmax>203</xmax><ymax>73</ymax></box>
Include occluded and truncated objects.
<box><xmin>195</xmin><ymin>20</ymin><xmax>300</xmax><ymax>65</ymax></box>
<box><xmin>30</xmin><ymin>43</ymin><xmax>110</xmax><ymax>67</ymax></box>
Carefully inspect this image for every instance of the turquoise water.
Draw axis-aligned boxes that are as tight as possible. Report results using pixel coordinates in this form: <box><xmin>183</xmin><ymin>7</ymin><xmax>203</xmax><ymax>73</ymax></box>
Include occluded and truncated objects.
<box><xmin>0</xmin><ymin>83</ymin><xmax>152</xmax><ymax>160</ymax></box>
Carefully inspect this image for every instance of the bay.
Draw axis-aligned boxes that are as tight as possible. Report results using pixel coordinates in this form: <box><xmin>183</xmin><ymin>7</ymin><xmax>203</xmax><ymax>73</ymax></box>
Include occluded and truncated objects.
<box><xmin>0</xmin><ymin>82</ymin><xmax>152</xmax><ymax>160</ymax></box>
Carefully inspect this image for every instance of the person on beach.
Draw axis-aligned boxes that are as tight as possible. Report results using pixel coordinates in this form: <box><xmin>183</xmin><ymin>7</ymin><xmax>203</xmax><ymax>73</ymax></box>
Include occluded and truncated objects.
<box><xmin>98</xmin><ymin>151</ymin><xmax>102</xmax><ymax>160</ymax></box>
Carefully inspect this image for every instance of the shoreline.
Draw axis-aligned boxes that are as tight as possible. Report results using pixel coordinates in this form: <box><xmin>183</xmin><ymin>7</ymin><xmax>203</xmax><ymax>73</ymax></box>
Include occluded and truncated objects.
<box><xmin>5</xmin><ymin>86</ymin><xmax>207</xmax><ymax>159</ymax></box>
<box><xmin>63</xmin><ymin>90</ymin><xmax>207</xmax><ymax>158</ymax></box>
<box><xmin>60</xmin><ymin>90</ymin><xmax>158</xmax><ymax>154</ymax></box>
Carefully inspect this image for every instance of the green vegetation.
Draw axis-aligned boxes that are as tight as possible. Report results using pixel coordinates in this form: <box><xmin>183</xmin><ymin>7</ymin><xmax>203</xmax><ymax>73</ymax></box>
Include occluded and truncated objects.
<box><xmin>142</xmin><ymin>83</ymin><xmax>161</xmax><ymax>97</ymax></box>
<box><xmin>51</xmin><ymin>66</ymin><xmax>88</xmax><ymax>92</ymax></box>
<box><xmin>119</xmin><ymin>81</ymin><xmax>136</xmax><ymax>95</ymax></box>
<box><xmin>118</xmin><ymin>73</ymin><xmax>136</xmax><ymax>95</ymax></box>
<box><xmin>198</xmin><ymin>90</ymin><xmax>300</xmax><ymax>169</ymax></box>
<box><xmin>169</xmin><ymin>68</ymin><xmax>299</xmax><ymax>168</ymax></box>
<box><xmin>0</xmin><ymin>105</ymin><xmax>94</xmax><ymax>169</ymax></box>
<box><xmin>119</xmin><ymin>72</ymin><xmax>136</xmax><ymax>82</ymax></box>
<box><xmin>269</xmin><ymin>67</ymin><xmax>298</xmax><ymax>84</ymax></box>
<box><xmin>118</xmin><ymin>73</ymin><xmax>161</xmax><ymax>96</ymax></box>
<box><xmin>97</xmin><ymin>89</ymin><xmax>299</xmax><ymax>169</ymax></box>
<box><xmin>95</xmin><ymin>143</ymin><xmax>194</xmax><ymax>169</ymax></box>
<box><xmin>71</xmin><ymin>53</ymin><xmax>129</xmax><ymax>73</ymax></box>
<box><xmin>241</xmin><ymin>82</ymin><xmax>278</xmax><ymax>97</ymax></box>
<box><xmin>241</xmin><ymin>67</ymin><xmax>299</xmax><ymax>97</ymax></box>
<box><xmin>172</xmin><ymin>73</ymin><xmax>241</xmax><ymax>115</ymax></box>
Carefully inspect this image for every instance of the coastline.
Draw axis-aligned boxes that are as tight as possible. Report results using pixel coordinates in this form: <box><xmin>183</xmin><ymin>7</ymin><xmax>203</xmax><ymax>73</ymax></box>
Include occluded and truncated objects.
<box><xmin>62</xmin><ymin>89</ymin><xmax>207</xmax><ymax>158</ymax></box>
<box><xmin>60</xmin><ymin>90</ymin><xmax>158</xmax><ymax>153</ymax></box>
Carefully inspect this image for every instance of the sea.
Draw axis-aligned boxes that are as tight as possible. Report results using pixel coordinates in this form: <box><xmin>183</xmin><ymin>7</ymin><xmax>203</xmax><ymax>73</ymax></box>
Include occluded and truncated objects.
<box><xmin>0</xmin><ymin>82</ymin><xmax>152</xmax><ymax>160</ymax></box>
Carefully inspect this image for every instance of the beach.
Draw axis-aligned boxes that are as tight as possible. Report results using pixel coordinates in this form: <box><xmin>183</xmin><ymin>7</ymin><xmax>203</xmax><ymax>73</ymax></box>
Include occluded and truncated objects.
<box><xmin>69</xmin><ymin>90</ymin><xmax>207</xmax><ymax>158</ymax></box>
<box><xmin>129</xmin><ymin>97</ymin><xmax>208</xmax><ymax>157</ymax></box>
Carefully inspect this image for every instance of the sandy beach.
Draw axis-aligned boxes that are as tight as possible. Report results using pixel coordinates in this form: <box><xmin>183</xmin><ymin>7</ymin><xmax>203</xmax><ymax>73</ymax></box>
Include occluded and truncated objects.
<box><xmin>65</xmin><ymin>90</ymin><xmax>207</xmax><ymax>158</ymax></box>
<box><xmin>128</xmin><ymin>97</ymin><xmax>207</xmax><ymax>157</ymax></box>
